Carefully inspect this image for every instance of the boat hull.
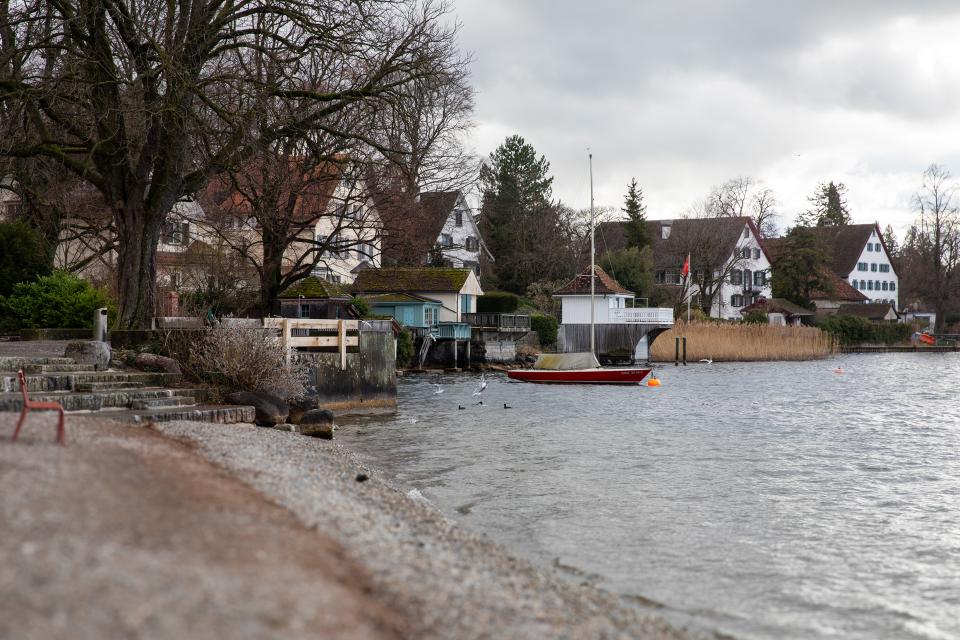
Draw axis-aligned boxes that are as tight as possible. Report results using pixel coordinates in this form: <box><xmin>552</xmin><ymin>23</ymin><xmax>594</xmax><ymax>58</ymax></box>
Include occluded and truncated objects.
<box><xmin>506</xmin><ymin>367</ymin><xmax>651</xmax><ymax>385</ymax></box>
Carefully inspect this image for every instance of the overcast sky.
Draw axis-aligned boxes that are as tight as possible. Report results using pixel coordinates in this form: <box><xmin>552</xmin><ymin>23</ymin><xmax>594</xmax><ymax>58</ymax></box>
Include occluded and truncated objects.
<box><xmin>452</xmin><ymin>0</ymin><xmax>960</xmax><ymax>238</ymax></box>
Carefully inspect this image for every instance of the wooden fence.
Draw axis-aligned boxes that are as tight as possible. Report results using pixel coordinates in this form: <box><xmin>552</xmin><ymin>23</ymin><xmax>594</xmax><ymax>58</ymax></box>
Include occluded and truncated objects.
<box><xmin>263</xmin><ymin>318</ymin><xmax>359</xmax><ymax>370</ymax></box>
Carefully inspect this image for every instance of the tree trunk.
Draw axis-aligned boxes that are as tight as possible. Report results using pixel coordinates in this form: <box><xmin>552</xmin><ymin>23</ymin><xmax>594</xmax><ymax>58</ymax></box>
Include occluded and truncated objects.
<box><xmin>115</xmin><ymin>205</ymin><xmax>161</xmax><ymax>330</ymax></box>
<box><xmin>259</xmin><ymin>243</ymin><xmax>285</xmax><ymax>317</ymax></box>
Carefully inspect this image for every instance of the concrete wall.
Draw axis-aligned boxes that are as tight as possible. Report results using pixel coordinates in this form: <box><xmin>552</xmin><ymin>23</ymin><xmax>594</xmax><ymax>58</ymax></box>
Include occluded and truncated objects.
<box><xmin>300</xmin><ymin>330</ymin><xmax>396</xmax><ymax>412</ymax></box>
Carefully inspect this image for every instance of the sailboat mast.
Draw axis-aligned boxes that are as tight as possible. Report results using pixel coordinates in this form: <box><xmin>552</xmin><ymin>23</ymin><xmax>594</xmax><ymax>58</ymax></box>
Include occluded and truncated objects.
<box><xmin>589</xmin><ymin>152</ymin><xmax>595</xmax><ymax>358</ymax></box>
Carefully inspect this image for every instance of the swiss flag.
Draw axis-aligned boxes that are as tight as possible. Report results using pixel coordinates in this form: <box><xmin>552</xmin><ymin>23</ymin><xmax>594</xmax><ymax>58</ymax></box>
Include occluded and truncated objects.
<box><xmin>681</xmin><ymin>254</ymin><xmax>690</xmax><ymax>277</ymax></box>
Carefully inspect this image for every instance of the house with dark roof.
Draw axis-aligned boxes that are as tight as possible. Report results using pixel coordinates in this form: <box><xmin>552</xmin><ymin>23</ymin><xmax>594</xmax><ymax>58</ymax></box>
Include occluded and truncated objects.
<box><xmin>272</xmin><ymin>276</ymin><xmax>355</xmax><ymax>319</ymax></box>
<box><xmin>352</xmin><ymin>267</ymin><xmax>483</xmax><ymax>323</ymax></box>
<box><xmin>836</xmin><ymin>302</ymin><xmax>899</xmax><ymax>322</ymax></box>
<box><xmin>377</xmin><ymin>190</ymin><xmax>492</xmax><ymax>275</ymax></box>
<box><xmin>790</xmin><ymin>223</ymin><xmax>899</xmax><ymax>310</ymax></box>
<box><xmin>595</xmin><ymin>216</ymin><xmax>772</xmax><ymax>320</ymax></box>
<box><xmin>739</xmin><ymin>297</ymin><xmax>815</xmax><ymax>326</ymax></box>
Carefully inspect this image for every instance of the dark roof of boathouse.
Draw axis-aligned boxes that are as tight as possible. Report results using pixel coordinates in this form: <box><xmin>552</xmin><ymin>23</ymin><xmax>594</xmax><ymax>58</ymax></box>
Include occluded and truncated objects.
<box><xmin>836</xmin><ymin>302</ymin><xmax>899</xmax><ymax>321</ymax></box>
<box><xmin>352</xmin><ymin>267</ymin><xmax>473</xmax><ymax>293</ymax></box>
<box><xmin>739</xmin><ymin>297</ymin><xmax>815</xmax><ymax>317</ymax></box>
<box><xmin>278</xmin><ymin>276</ymin><xmax>352</xmax><ymax>300</ymax></box>
<box><xmin>554</xmin><ymin>265</ymin><xmax>633</xmax><ymax>296</ymax></box>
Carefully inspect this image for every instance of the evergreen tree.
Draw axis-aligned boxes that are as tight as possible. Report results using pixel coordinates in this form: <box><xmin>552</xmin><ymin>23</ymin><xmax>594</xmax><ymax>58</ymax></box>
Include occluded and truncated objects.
<box><xmin>771</xmin><ymin>226</ymin><xmax>833</xmax><ymax>309</ymax></box>
<box><xmin>622</xmin><ymin>178</ymin><xmax>649</xmax><ymax>249</ymax></box>
<box><xmin>882</xmin><ymin>224</ymin><xmax>899</xmax><ymax>258</ymax></box>
<box><xmin>797</xmin><ymin>181</ymin><xmax>852</xmax><ymax>227</ymax></box>
<box><xmin>479</xmin><ymin>135</ymin><xmax>567</xmax><ymax>293</ymax></box>
<box><xmin>599</xmin><ymin>246</ymin><xmax>654</xmax><ymax>299</ymax></box>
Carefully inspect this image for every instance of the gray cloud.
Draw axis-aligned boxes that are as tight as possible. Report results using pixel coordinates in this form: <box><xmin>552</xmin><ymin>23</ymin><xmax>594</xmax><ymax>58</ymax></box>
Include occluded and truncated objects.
<box><xmin>453</xmin><ymin>0</ymin><xmax>960</xmax><ymax>234</ymax></box>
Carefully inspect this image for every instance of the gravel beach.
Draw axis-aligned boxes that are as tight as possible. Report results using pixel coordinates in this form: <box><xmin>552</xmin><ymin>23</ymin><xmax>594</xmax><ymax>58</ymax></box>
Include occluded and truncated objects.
<box><xmin>1</xmin><ymin>411</ymin><xmax>698</xmax><ymax>639</ymax></box>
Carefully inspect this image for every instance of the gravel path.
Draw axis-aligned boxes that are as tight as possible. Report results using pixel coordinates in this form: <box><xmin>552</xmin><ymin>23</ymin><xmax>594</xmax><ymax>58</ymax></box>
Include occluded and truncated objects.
<box><xmin>0</xmin><ymin>413</ymin><xmax>407</xmax><ymax>640</ymax></box>
<box><xmin>153</xmin><ymin>419</ymin><xmax>699</xmax><ymax>640</ymax></box>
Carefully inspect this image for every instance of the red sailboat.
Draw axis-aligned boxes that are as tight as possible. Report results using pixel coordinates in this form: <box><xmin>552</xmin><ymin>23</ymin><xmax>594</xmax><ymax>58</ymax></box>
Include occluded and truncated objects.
<box><xmin>507</xmin><ymin>152</ymin><xmax>653</xmax><ymax>386</ymax></box>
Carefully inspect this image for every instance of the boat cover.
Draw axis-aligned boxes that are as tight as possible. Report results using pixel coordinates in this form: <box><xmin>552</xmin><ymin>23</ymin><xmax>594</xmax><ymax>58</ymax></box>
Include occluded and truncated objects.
<box><xmin>532</xmin><ymin>352</ymin><xmax>600</xmax><ymax>370</ymax></box>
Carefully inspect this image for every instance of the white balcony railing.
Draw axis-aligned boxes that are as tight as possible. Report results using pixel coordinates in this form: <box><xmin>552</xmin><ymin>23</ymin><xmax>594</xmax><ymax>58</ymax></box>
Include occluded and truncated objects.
<box><xmin>609</xmin><ymin>308</ymin><xmax>675</xmax><ymax>325</ymax></box>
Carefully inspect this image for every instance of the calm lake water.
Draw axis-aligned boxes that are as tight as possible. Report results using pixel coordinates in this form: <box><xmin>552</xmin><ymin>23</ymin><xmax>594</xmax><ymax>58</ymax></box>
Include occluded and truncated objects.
<box><xmin>337</xmin><ymin>353</ymin><xmax>960</xmax><ymax>640</ymax></box>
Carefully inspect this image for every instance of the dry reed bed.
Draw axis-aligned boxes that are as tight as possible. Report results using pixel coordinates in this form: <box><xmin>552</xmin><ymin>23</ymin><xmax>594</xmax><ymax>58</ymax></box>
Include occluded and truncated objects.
<box><xmin>650</xmin><ymin>321</ymin><xmax>833</xmax><ymax>362</ymax></box>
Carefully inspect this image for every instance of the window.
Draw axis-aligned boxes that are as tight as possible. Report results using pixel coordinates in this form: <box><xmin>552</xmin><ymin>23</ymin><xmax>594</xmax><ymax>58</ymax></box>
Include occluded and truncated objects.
<box><xmin>730</xmin><ymin>270</ymin><xmax>743</xmax><ymax>285</ymax></box>
<box><xmin>299</xmin><ymin>304</ymin><xmax>310</xmax><ymax>319</ymax></box>
<box><xmin>890</xmin><ymin>282</ymin><xmax>896</xmax><ymax>291</ymax></box>
<box><xmin>455</xmin><ymin>209</ymin><xmax>463</xmax><ymax>227</ymax></box>
<box><xmin>882</xmin><ymin>281</ymin><xmax>888</xmax><ymax>291</ymax></box>
<box><xmin>440</xmin><ymin>233</ymin><xmax>453</xmax><ymax>247</ymax></box>
<box><xmin>874</xmin><ymin>280</ymin><xmax>880</xmax><ymax>290</ymax></box>
<box><xmin>460</xmin><ymin>294</ymin><xmax>472</xmax><ymax>314</ymax></box>
<box><xmin>867</xmin><ymin>281</ymin><xmax>873</xmax><ymax>290</ymax></box>
<box><xmin>465</xmin><ymin>236</ymin><xmax>478</xmax><ymax>252</ymax></box>
<box><xmin>871</xmin><ymin>263</ymin><xmax>877</xmax><ymax>272</ymax></box>
<box><xmin>753</xmin><ymin>248</ymin><xmax>761</xmax><ymax>260</ymax></box>
<box><xmin>424</xmin><ymin>306</ymin><xmax>437</xmax><ymax>326</ymax></box>
<box><xmin>866</xmin><ymin>243</ymin><xmax>873</xmax><ymax>252</ymax></box>
<box><xmin>741</xmin><ymin>247</ymin><xmax>751</xmax><ymax>259</ymax></box>
<box><xmin>731</xmin><ymin>294</ymin><xmax>744</xmax><ymax>307</ymax></box>
<box><xmin>879</xmin><ymin>264</ymin><xmax>890</xmax><ymax>273</ymax></box>
<box><xmin>852</xmin><ymin>280</ymin><xmax>859</xmax><ymax>290</ymax></box>
<box><xmin>754</xmin><ymin>271</ymin><xmax>765</xmax><ymax>286</ymax></box>
<box><xmin>743</xmin><ymin>228</ymin><xmax>749</xmax><ymax>239</ymax></box>
<box><xmin>743</xmin><ymin>269</ymin><xmax>752</xmax><ymax>287</ymax></box>
<box><xmin>860</xmin><ymin>280</ymin><xmax>866</xmax><ymax>290</ymax></box>
<box><xmin>858</xmin><ymin>262</ymin><xmax>868</xmax><ymax>271</ymax></box>
<box><xmin>655</xmin><ymin>270</ymin><xmax>666</xmax><ymax>284</ymax></box>
<box><xmin>161</xmin><ymin>221</ymin><xmax>190</xmax><ymax>246</ymax></box>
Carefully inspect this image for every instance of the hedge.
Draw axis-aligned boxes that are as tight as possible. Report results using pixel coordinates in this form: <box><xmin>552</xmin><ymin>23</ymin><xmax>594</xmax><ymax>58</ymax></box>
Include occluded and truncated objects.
<box><xmin>530</xmin><ymin>313</ymin><xmax>558</xmax><ymax>346</ymax></box>
<box><xmin>0</xmin><ymin>271</ymin><xmax>114</xmax><ymax>331</ymax></box>
<box><xmin>819</xmin><ymin>315</ymin><xmax>911</xmax><ymax>346</ymax></box>
<box><xmin>477</xmin><ymin>291</ymin><xmax>520</xmax><ymax>313</ymax></box>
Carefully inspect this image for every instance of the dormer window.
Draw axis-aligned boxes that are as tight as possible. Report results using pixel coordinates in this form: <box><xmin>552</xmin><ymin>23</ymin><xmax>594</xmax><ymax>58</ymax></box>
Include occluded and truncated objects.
<box><xmin>661</xmin><ymin>223</ymin><xmax>671</xmax><ymax>240</ymax></box>
<box><xmin>455</xmin><ymin>209</ymin><xmax>463</xmax><ymax>227</ymax></box>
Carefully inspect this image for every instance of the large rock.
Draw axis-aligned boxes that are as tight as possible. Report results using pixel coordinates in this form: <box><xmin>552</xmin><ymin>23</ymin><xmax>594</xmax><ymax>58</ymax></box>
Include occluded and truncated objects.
<box><xmin>133</xmin><ymin>352</ymin><xmax>182</xmax><ymax>374</ymax></box>
<box><xmin>297</xmin><ymin>409</ymin><xmax>336</xmax><ymax>439</ymax></box>
<box><xmin>287</xmin><ymin>395</ymin><xmax>318</xmax><ymax>425</ymax></box>
<box><xmin>64</xmin><ymin>340</ymin><xmax>112</xmax><ymax>371</ymax></box>
<box><xmin>224</xmin><ymin>390</ymin><xmax>289</xmax><ymax>427</ymax></box>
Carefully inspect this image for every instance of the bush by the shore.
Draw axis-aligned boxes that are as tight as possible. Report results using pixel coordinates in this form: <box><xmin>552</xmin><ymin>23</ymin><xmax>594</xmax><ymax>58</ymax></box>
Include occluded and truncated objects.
<box><xmin>478</xmin><ymin>291</ymin><xmax>520</xmax><ymax>313</ymax></box>
<box><xmin>530</xmin><ymin>313</ymin><xmax>558</xmax><ymax>347</ymax></box>
<box><xmin>650</xmin><ymin>321</ymin><xmax>832</xmax><ymax>361</ymax></box>
<box><xmin>0</xmin><ymin>271</ymin><xmax>114</xmax><ymax>332</ymax></box>
<box><xmin>819</xmin><ymin>315</ymin><xmax>911</xmax><ymax>346</ymax></box>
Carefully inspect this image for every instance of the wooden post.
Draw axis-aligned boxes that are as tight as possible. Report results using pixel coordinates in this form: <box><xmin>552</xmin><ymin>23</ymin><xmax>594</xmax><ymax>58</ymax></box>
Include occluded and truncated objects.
<box><xmin>453</xmin><ymin>339</ymin><xmax>458</xmax><ymax>370</ymax></box>
<box><xmin>674</xmin><ymin>336</ymin><xmax>680</xmax><ymax>366</ymax></box>
<box><xmin>282</xmin><ymin>319</ymin><xmax>292</xmax><ymax>365</ymax></box>
<box><xmin>338</xmin><ymin>319</ymin><xmax>347</xmax><ymax>370</ymax></box>
<box><xmin>682</xmin><ymin>336</ymin><xmax>687</xmax><ymax>365</ymax></box>
<box><xmin>466</xmin><ymin>340</ymin><xmax>471</xmax><ymax>367</ymax></box>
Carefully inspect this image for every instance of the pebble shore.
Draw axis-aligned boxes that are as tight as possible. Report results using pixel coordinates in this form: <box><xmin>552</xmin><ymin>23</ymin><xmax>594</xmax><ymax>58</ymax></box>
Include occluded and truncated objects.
<box><xmin>154</xmin><ymin>419</ymin><xmax>700</xmax><ymax>639</ymax></box>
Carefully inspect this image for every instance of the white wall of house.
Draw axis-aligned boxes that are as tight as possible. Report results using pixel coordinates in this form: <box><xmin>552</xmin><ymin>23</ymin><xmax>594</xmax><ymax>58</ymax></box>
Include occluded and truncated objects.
<box><xmin>558</xmin><ymin>294</ymin><xmax>634</xmax><ymax>324</ymax></box>
<box><xmin>846</xmin><ymin>227</ymin><xmax>899</xmax><ymax>309</ymax></box>
<box><xmin>435</xmin><ymin>194</ymin><xmax>484</xmax><ymax>274</ymax></box>
<box><xmin>313</xmin><ymin>179</ymin><xmax>382</xmax><ymax>284</ymax></box>
<box><xmin>702</xmin><ymin>224</ymin><xmax>773</xmax><ymax>320</ymax></box>
<box><xmin>410</xmin><ymin>271</ymin><xmax>484</xmax><ymax>322</ymax></box>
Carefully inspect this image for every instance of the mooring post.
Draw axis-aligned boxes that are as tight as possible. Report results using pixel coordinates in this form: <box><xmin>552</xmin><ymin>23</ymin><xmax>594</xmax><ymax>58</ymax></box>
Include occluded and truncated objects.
<box><xmin>338</xmin><ymin>320</ymin><xmax>347</xmax><ymax>370</ymax></box>
<box><xmin>282</xmin><ymin>319</ymin><xmax>292</xmax><ymax>366</ymax></box>
<box><xmin>682</xmin><ymin>336</ymin><xmax>687</xmax><ymax>365</ymax></box>
<box><xmin>674</xmin><ymin>336</ymin><xmax>680</xmax><ymax>366</ymax></box>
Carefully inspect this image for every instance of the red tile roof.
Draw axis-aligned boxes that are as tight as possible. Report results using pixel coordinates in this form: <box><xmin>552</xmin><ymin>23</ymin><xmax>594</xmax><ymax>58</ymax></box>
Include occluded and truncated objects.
<box><xmin>554</xmin><ymin>265</ymin><xmax>633</xmax><ymax>296</ymax></box>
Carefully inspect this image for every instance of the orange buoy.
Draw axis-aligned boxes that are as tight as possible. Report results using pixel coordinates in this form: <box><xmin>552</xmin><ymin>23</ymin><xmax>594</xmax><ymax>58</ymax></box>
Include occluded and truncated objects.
<box><xmin>833</xmin><ymin>367</ymin><xmax>844</xmax><ymax>375</ymax></box>
<box><xmin>647</xmin><ymin>376</ymin><xmax>661</xmax><ymax>387</ymax></box>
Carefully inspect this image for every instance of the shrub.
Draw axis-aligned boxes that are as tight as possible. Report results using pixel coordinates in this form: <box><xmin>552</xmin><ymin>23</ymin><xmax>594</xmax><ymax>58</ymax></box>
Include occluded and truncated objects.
<box><xmin>396</xmin><ymin>329</ymin><xmax>414</xmax><ymax>368</ymax></box>
<box><xmin>477</xmin><ymin>291</ymin><xmax>520</xmax><ymax>313</ymax></box>
<box><xmin>157</xmin><ymin>325</ymin><xmax>308</xmax><ymax>400</ymax></box>
<box><xmin>742</xmin><ymin>310</ymin><xmax>768</xmax><ymax>325</ymax></box>
<box><xmin>819</xmin><ymin>315</ymin><xmax>910</xmax><ymax>346</ymax></box>
<box><xmin>530</xmin><ymin>313</ymin><xmax>558</xmax><ymax>346</ymax></box>
<box><xmin>1</xmin><ymin>271</ymin><xmax>114</xmax><ymax>330</ymax></box>
<box><xmin>350</xmin><ymin>296</ymin><xmax>371</xmax><ymax>318</ymax></box>
<box><xmin>0</xmin><ymin>221</ymin><xmax>51</xmax><ymax>297</ymax></box>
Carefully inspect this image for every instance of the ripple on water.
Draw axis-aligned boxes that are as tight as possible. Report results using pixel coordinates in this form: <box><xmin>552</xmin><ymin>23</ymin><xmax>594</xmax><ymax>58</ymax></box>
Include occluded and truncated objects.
<box><xmin>337</xmin><ymin>354</ymin><xmax>960</xmax><ymax>640</ymax></box>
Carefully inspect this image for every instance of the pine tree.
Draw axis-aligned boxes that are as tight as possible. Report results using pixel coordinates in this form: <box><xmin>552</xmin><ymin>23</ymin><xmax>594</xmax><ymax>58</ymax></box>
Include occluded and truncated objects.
<box><xmin>882</xmin><ymin>224</ymin><xmax>899</xmax><ymax>258</ymax></box>
<box><xmin>797</xmin><ymin>181</ymin><xmax>852</xmax><ymax>227</ymax></box>
<box><xmin>622</xmin><ymin>178</ymin><xmax>649</xmax><ymax>249</ymax></box>
<box><xmin>479</xmin><ymin>135</ymin><xmax>560</xmax><ymax>293</ymax></box>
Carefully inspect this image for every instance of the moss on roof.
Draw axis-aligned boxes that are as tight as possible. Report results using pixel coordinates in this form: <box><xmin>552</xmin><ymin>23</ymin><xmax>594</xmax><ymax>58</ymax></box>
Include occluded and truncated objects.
<box><xmin>366</xmin><ymin>292</ymin><xmax>442</xmax><ymax>304</ymax></box>
<box><xmin>353</xmin><ymin>267</ymin><xmax>471</xmax><ymax>293</ymax></box>
<box><xmin>278</xmin><ymin>276</ymin><xmax>352</xmax><ymax>300</ymax></box>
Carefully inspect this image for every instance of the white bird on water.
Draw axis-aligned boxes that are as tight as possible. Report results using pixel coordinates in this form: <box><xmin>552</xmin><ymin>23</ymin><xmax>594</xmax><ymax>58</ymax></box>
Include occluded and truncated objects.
<box><xmin>699</xmin><ymin>358</ymin><xmax>713</xmax><ymax>364</ymax></box>
<box><xmin>434</xmin><ymin>384</ymin><xmax>444</xmax><ymax>395</ymax></box>
<box><xmin>473</xmin><ymin>373</ymin><xmax>488</xmax><ymax>396</ymax></box>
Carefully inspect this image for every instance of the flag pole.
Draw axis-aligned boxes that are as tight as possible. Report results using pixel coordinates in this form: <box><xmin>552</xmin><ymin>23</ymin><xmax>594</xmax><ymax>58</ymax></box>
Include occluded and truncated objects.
<box><xmin>686</xmin><ymin>253</ymin><xmax>691</xmax><ymax>325</ymax></box>
<box><xmin>589</xmin><ymin>152</ymin><xmax>595</xmax><ymax>358</ymax></box>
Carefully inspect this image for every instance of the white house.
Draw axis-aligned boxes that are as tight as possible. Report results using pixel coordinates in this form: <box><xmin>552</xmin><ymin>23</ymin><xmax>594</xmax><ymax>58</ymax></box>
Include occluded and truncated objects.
<box><xmin>554</xmin><ymin>265</ymin><xmax>636</xmax><ymax>324</ymax></box>
<box><xmin>421</xmin><ymin>191</ymin><xmax>492</xmax><ymax>276</ymax></box>
<box><xmin>841</xmin><ymin>224</ymin><xmax>899</xmax><ymax>309</ymax></box>
<box><xmin>352</xmin><ymin>267</ymin><xmax>483</xmax><ymax>323</ymax></box>
<box><xmin>312</xmin><ymin>173</ymin><xmax>382</xmax><ymax>284</ymax></box>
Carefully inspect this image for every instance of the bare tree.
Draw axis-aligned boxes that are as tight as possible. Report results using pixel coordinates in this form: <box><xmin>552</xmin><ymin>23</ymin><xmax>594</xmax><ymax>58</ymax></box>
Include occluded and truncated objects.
<box><xmin>907</xmin><ymin>164</ymin><xmax>960</xmax><ymax>333</ymax></box>
<box><xmin>708</xmin><ymin>176</ymin><xmax>779</xmax><ymax>237</ymax></box>
<box><xmin>0</xmin><ymin>0</ymin><xmax>465</xmax><ymax>328</ymax></box>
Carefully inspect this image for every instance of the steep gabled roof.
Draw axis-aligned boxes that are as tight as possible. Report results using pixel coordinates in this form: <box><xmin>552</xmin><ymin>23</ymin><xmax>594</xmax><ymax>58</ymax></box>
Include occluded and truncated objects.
<box><xmin>554</xmin><ymin>265</ymin><xmax>633</xmax><ymax>296</ymax></box>
<box><xmin>837</xmin><ymin>302</ymin><xmax>898</xmax><ymax>321</ymax></box>
<box><xmin>278</xmin><ymin>276</ymin><xmax>352</xmax><ymax>300</ymax></box>
<box><xmin>764</xmin><ymin>235</ymin><xmax>871</xmax><ymax>303</ymax></box>
<box><xmin>791</xmin><ymin>224</ymin><xmax>878</xmax><ymax>276</ymax></box>
<box><xmin>595</xmin><ymin>217</ymin><xmax>768</xmax><ymax>269</ymax></box>
<box><xmin>352</xmin><ymin>267</ymin><xmax>473</xmax><ymax>293</ymax></box>
<box><xmin>740</xmin><ymin>297</ymin><xmax>815</xmax><ymax>317</ymax></box>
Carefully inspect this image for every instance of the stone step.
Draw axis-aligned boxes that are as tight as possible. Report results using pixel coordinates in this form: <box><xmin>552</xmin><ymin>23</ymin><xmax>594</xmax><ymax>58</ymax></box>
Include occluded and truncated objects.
<box><xmin>122</xmin><ymin>404</ymin><xmax>255</xmax><ymax>425</ymax></box>
<box><xmin>74</xmin><ymin>381</ymin><xmax>145</xmax><ymax>392</ymax></box>
<box><xmin>0</xmin><ymin>388</ymin><xmax>201</xmax><ymax>412</ymax></box>
<box><xmin>129</xmin><ymin>396</ymin><xmax>194</xmax><ymax>410</ymax></box>
<box><xmin>1</xmin><ymin>371</ymin><xmax>182</xmax><ymax>393</ymax></box>
<box><xmin>22</xmin><ymin>363</ymin><xmax>98</xmax><ymax>374</ymax></box>
<box><xmin>0</xmin><ymin>356</ymin><xmax>76</xmax><ymax>371</ymax></box>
